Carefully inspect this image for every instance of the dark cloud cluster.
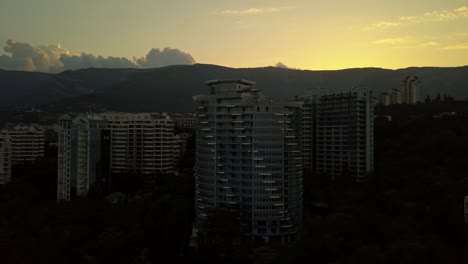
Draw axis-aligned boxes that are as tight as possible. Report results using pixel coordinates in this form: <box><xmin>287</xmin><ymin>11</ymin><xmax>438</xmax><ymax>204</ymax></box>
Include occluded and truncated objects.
<box><xmin>134</xmin><ymin>48</ymin><xmax>196</xmax><ymax>68</ymax></box>
<box><xmin>0</xmin><ymin>40</ymin><xmax>196</xmax><ymax>73</ymax></box>
<box><xmin>59</xmin><ymin>53</ymin><xmax>135</xmax><ymax>71</ymax></box>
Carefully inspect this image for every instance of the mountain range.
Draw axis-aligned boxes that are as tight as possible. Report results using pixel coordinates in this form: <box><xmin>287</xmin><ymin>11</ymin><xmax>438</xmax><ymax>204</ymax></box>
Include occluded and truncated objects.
<box><xmin>1</xmin><ymin>64</ymin><xmax>467</xmax><ymax>113</ymax></box>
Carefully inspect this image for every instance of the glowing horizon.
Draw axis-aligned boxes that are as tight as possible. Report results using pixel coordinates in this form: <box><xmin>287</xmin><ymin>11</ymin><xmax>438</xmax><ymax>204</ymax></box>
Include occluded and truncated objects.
<box><xmin>1</xmin><ymin>0</ymin><xmax>467</xmax><ymax>71</ymax></box>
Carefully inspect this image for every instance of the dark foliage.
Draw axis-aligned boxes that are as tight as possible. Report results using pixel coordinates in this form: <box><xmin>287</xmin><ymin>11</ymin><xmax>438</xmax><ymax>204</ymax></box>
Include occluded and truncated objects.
<box><xmin>1</xmin><ymin>101</ymin><xmax>468</xmax><ymax>263</ymax></box>
<box><xmin>272</xmin><ymin>100</ymin><xmax>468</xmax><ymax>263</ymax></box>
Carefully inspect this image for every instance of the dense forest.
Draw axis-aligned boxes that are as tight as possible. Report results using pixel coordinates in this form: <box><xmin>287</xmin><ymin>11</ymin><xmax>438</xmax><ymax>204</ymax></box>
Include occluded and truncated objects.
<box><xmin>1</xmin><ymin>100</ymin><xmax>467</xmax><ymax>263</ymax></box>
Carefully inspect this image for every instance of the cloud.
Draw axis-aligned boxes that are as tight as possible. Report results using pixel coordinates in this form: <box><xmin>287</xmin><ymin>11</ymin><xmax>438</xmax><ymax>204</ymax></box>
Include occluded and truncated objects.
<box><xmin>0</xmin><ymin>40</ymin><xmax>196</xmax><ymax>73</ymax></box>
<box><xmin>419</xmin><ymin>41</ymin><xmax>440</xmax><ymax>47</ymax></box>
<box><xmin>373</xmin><ymin>37</ymin><xmax>409</xmax><ymax>44</ymax></box>
<box><xmin>441</xmin><ymin>43</ymin><xmax>468</xmax><ymax>50</ymax></box>
<box><xmin>373</xmin><ymin>37</ymin><xmax>442</xmax><ymax>49</ymax></box>
<box><xmin>134</xmin><ymin>47</ymin><xmax>195</xmax><ymax>68</ymax></box>
<box><xmin>362</xmin><ymin>21</ymin><xmax>400</xmax><ymax>31</ymax></box>
<box><xmin>275</xmin><ymin>62</ymin><xmax>289</xmax><ymax>69</ymax></box>
<box><xmin>1</xmin><ymin>39</ymin><xmax>69</xmax><ymax>72</ymax></box>
<box><xmin>59</xmin><ymin>53</ymin><xmax>135</xmax><ymax>71</ymax></box>
<box><xmin>363</xmin><ymin>6</ymin><xmax>468</xmax><ymax>31</ymax></box>
<box><xmin>0</xmin><ymin>55</ymin><xmax>35</xmax><ymax>72</ymax></box>
<box><xmin>217</xmin><ymin>6</ymin><xmax>292</xmax><ymax>15</ymax></box>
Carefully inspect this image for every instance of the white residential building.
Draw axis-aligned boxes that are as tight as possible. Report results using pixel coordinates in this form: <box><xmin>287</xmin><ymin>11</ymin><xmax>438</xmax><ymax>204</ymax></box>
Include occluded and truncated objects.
<box><xmin>379</xmin><ymin>92</ymin><xmax>391</xmax><ymax>106</ymax></box>
<box><xmin>193</xmin><ymin>79</ymin><xmax>303</xmax><ymax>243</ymax></box>
<box><xmin>99</xmin><ymin>112</ymin><xmax>176</xmax><ymax>175</ymax></box>
<box><xmin>293</xmin><ymin>92</ymin><xmax>318</xmax><ymax>171</ymax></box>
<box><xmin>1</xmin><ymin>125</ymin><xmax>45</xmax><ymax>164</ymax></box>
<box><xmin>401</xmin><ymin>76</ymin><xmax>420</xmax><ymax>104</ymax></box>
<box><xmin>57</xmin><ymin>115</ymin><xmax>111</xmax><ymax>200</ymax></box>
<box><xmin>390</xmin><ymin>88</ymin><xmax>402</xmax><ymax>105</ymax></box>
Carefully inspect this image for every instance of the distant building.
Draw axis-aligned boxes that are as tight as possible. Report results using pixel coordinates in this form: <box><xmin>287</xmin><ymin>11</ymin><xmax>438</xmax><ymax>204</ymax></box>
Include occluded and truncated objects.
<box><xmin>172</xmin><ymin>113</ymin><xmax>197</xmax><ymax>129</ymax></box>
<box><xmin>379</xmin><ymin>76</ymin><xmax>420</xmax><ymax>106</ymax></box>
<box><xmin>316</xmin><ymin>90</ymin><xmax>374</xmax><ymax>182</ymax></box>
<box><xmin>390</xmin><ymin>88</ymin><xmax>402</xmax><ymax>105</ymax></box>
<box><xmin>99</xmin><ymin>112</ymin><xmax>176</xmax><ymax>175</ymax></box>
<box><xmin>1</xmin><ymin>124</ymin><xmax>45</xmax><ymax>164</ymax></box>
<box><xmin>401</xmin><ymin>76</ymin><xmax>420</xmax><ymax>104</ymax></box>
<box><xmin>193</xmin><ymin>79</ymin><xmax>303</xmax><ymax>243</ymax></box>
<box><xmin>57</xmin><ymin>115</ymin><xmax>111</xmax><ymax>200</ymax></box>
<box><xmin>379</xmin><ymin>92</ymin><xmax>391</xmax><ymax>106</ymax></box>
<box><xmin>0</xmin><ymin>135</ymin><xmax>12</xmax><ymax>184</ymax></box>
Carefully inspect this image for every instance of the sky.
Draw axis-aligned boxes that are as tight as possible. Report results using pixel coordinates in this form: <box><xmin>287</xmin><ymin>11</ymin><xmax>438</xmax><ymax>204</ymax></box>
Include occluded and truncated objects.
<box><xmin>1</xmin><ymin>0</ymin><xmax>468</xmax><ymax>71</ymax></box>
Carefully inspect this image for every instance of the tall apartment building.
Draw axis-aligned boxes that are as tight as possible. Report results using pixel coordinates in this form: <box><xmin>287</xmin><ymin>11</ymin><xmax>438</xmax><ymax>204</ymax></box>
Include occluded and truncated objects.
<box><xmin>293</xmin><ymin>92</ymin><xmax>318</xmax><ymax>171</ymax></box>
<box><xmin>194</xmin><ymin>80</ymin><xmax>303</xmax><ymax>243</ymax></box>
<box><xmin>57</xmin><ymin>115</ymin><xmax>110</xmax><ymax>200</ymax></box>
<box><xmin>99</xmin><ymin>113</ymin><xmax>176</xmax><ymax>175</ymax></box>
<box><xmin>401</xmin><ymin>76</ymin><xmax>420</xmax><ymax>104</ymax></box>
<box><xmin>315</xmin><ymin>90</ymin><xmax>374</xmax><ymax>182</ymax></box>
<box><xmin>0</xmin><ymin>135</ymin><xmax>12</xmax><ymax>184</ymax></box>
<box><xmin>1</xmin><ymin>125</ymin><xmax>45</xmax><ymax>164</ymax></box>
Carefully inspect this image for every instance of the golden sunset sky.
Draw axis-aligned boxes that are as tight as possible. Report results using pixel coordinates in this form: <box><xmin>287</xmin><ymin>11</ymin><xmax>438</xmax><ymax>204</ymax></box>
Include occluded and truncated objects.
<box><xmin>1</xmin><ymin>0</ymin><xmax>467</xmax><ymax>70</ymax></box>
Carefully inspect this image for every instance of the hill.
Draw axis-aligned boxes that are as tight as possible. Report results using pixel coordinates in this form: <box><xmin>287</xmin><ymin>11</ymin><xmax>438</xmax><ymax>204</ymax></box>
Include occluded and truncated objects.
<box><xmin>1</xmin><ymin>64</ymin><xmax>467</xmax><ymax>112</ymax></box>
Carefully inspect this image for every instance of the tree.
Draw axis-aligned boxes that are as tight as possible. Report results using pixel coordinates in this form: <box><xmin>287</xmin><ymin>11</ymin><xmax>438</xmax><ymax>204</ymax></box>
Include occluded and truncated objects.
<box><xmin>425</xmin><ymin>94</ymin><xmax>431</xmax><ymax>104</ymax></box>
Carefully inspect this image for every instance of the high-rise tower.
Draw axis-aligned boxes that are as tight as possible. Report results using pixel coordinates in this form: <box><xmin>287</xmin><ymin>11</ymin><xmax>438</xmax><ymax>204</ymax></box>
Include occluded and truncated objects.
<box><xmin>57</xmin><ymin>115</ymin><xmax>110</xmax><ymax>200</ymax></box>
<box><xmin>193</xmin><ymin>80</ymin><xmax>303</xmax><ymax>242</ymax></box>
<box><xmin>315</xmin><ymin>90</ymin><xmax>374</xmax><ymax>182</ymax></box>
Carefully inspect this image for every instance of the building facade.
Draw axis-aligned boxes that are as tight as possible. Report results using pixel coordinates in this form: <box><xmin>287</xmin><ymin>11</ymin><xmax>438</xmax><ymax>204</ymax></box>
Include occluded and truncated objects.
<box><xmin>0</xmin><ymin>135</ymin><xmax>12</xmax><ymax>184</ymax></box>
<box><xmin>390</xmin><ymin>88</ymin><xmax>402</xmax><ymax>105</ymax></box>
<box><xmin>99</xmin><ymin>113</ymin><xmax>176</xmax><ymax>175</ymax></box>
<box><xmin>315</xmin><ymin>90</ymin><xmax>374</xmax><ymax>182</ymax></box>
<box><xmin>1</xmin><ymin>125</ymin><xmax>45</xmax><ymax>164</ymax></box>
<box><xmin>401</xmin><ymin>76</ymin><xmax>420</xmax><ymax>104</ymax></box>
<box><xmin>379</xmin><ymin>76</ymin><xmax>419</xmax><ymax>106</ymax></box>
<box><xmin>172</xmin><ymin>113</ymin><xmax>197</xmax><ymax>129</ymax></box>
<box><xmin>173</xmin><ymin>133</ymin><xmax>191</xmax><ymax>164</ymax></box>
<box><xmin>293</xmin><ymin>92</ymin><xmax>318</xmax><ymax>171</ymax></box>
<box><xmin>194</xmin><ymin>80</ymin><xmax>303</xmax><ymax>242</ymax></box>
<box><xmin>57</xmin><ymin>115</ymin><xmax>110</xmax><ymax>200</ymax></box>
<box><xmin>379</xmin><ymin>91</ymin><xmax>391</xmax><ymax>106</ymax></box>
